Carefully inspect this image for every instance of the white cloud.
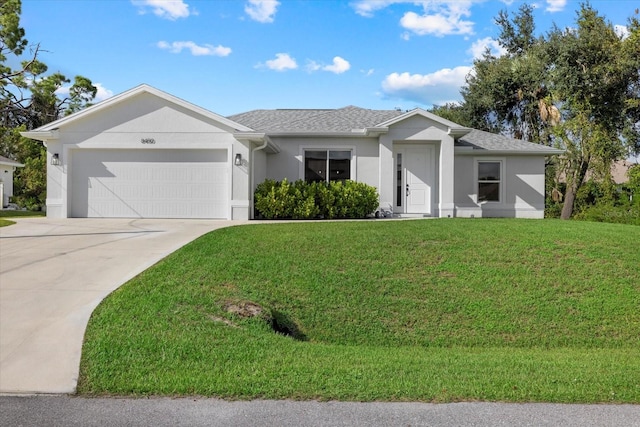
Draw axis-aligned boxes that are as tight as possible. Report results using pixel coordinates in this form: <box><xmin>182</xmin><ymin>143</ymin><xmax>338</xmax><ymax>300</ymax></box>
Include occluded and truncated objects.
<box><xmin>55</xmin><ymin>82</ymin><xmax>114</xmax><ymax>103</ymax></box>
<box><xmin>306</xmin><ymin>57</ymin><xmax>351</xmax><ymax>74</ymax></box>
<box><xmin>545</xmin><ymin>0</ymin><xmax>566</xmax><ymax>12</ymax></box>
<box><xmin>322</xmin><ymin>56</ymin><xmax>351</xmax><ymax>74</ymax></box>
<box><xmin>362</xmin><ymin>68</ymin><xmax>375</xmax><ymax>77</ymax></box>
<box><xmin>157</xmin><ymin>41</ymin><xmax>232</xmax><ymax>56</ymax></box>
<box><xmin>352</xmin><ymin>0</ymin><xmax>476</xmax><ymax>37</ymax></box>
<box><xmin>245</xmin><ymin>0</ymin><xmax>280</xmax><ymax>23</ymax></box>
<box><xmin>400</xmin><ymin>9</ymin><xmax>473</xmax><ymax>37</ymax></box>
<box><xmin>132</xmin><ymin>0</ymin><xmax>192</xmax><ymax>20</ymax></box>
<box><xmin>306</xmin><ymin>60</ymin><xmax>321</xmax><ymax>72</ymax></box>
<box><xmin>468</xmin><ymin>37</ymin><xmax>507</xmax><ymax>60</ymax></box>
<box><xmin>93</xmin><ymin>83</ymin><xmax>115</xmax><ymax>102</ymax></box>
<box><xmin>351</xmin><ymin>0</ymin><xmax>399</xmax><ymax>17</ymax></box>
<box><xmin>381</xmin><ymin>66</ymin><xmax>472</xmax><ymax>105</ymax></box>
<box><xmin>615</xmin><ymin>25</ymin><xmax>629</xmax><ymax>39</ymax></box>
<box><xmin>259</xmin><ymin>53</ymin><xmax>298</xmax><ymax>71</ymax></box>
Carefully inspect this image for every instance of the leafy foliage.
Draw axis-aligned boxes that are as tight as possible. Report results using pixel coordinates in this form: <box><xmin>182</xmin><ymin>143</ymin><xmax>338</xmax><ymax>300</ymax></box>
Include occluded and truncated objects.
<box><xmin>428</xmin><ymin>103</ymin><xmax>471</xmax><ymax>127</ymax></box>
<box><xmin>1</xmin><ymin>0</ymin><xmax>97</xmax><ymax>209</ymax></box>
<box><xmin>461</xmin><ymin>4</ymin><xmax>640</xmax><ymax>219</ymax></box>
<box><xmin>254</xmin><ymin>179</ymin><xmax>379</xmax><ymax>220</ymax></box>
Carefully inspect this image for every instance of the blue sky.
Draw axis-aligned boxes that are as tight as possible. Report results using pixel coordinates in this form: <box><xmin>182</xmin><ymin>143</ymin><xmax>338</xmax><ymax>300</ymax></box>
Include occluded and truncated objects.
<box><xmin>20</xmin><ymin>0</ymin><xmax>635</xmax><ymax>116</ymax></box>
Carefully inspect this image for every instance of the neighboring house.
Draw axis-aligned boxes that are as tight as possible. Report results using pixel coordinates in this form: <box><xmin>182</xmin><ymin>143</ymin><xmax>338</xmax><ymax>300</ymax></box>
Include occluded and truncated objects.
<box><xmin>0</xmin><ymin>155</ymin><xmax>24</xmax><ymax>209</ymax></box>
<box><xmin>21</xmin><ymin>84</ymin><xmax>562</xmax><ymax>220</ymax></box>
<box><xmin>611</xmin><ymin>160</ymin><xmax>636</xmax><ymax>184</ymax></box>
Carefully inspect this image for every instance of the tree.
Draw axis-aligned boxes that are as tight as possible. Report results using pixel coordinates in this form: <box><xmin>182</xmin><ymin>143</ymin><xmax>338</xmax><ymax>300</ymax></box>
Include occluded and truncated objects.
<box><xmin>429</xmin><ymin>103</ymin><xmax>472</xmax><ymax>127</ymax></box>
<box><xmin>461</xmin><ymin>4</ymin><xmax>554</xmax><ymax>145</ymax></box>
<box><xmin>547</xmin><ymin>4</ymin><xmax>640</xmax><ymax>219</ymax></box>
<box><xmin>1</xmin><ymin>0</ymin><xmax>96</xmax><ymax>209</ymax></box>
<box><xmin>461</xmin><ymin>3</ymin><xmax>640</xmax><ymax>219</ymax></box>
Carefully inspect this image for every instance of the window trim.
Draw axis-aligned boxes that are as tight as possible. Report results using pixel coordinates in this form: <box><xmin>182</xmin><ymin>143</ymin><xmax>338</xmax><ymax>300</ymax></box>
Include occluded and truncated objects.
<box><xmin>299</xmin><ymin>146</ymin><xmax>356</xmax><ymax>183</ymax></box>
<box><xmin>475</xmin><ymin>158</ymin><xmax>505</xmax><ymax>204</ymax></box>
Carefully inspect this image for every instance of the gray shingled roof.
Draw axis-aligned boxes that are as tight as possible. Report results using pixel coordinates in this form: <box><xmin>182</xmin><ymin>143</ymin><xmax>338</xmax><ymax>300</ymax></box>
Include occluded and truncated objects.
<box><xmin>229</xmin><ymin>106</ymin><xmax>562</xmax><ymax>154</ymax></box>
<box><xmin>456</xmin><ymin>129</ymin><xmax>560</xmax><ymax>152</ymax></box>
<box><xmin>228</xmin><ymin>106</ymin><xmax>404</xmax><ymax>133</ymax></box>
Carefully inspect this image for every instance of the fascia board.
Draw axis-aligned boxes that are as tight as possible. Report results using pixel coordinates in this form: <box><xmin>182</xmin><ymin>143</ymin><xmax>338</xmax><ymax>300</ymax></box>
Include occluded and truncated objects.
<box><xmin>0</xmin><ymin>159</ymin><xmax>24</xmax><ymax>167</ymax></box>
<box><xmin>362</xmin><ymin>127</ymin><xmax>389</xmax><ymax>136</ymax></box>
<box><xmin>449</xmin><ymin>127</ymin><xmax>472</xmax><ymax>137</ymax></box>
<box><xmin>455</xmin><ymin>148</ymin><xmax>565</xmax><ymax>156</ymax></box>
<box><xmin>264</xmin><ymin>131</ymin><xmax>370</xmax><ymax>138</ymax></box>
<box><xmin>234</xmin><ymin>132</ymin><xmax>281</xmax><ymax>153</ymax></box>
<box><xmin>19</xmin><ymin>130</ymin><xmax>59</xmax><ymax>141</ymax></box>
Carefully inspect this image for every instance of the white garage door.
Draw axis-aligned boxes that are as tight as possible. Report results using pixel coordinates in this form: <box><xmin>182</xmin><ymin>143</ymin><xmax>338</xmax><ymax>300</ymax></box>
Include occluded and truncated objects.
<box><xmin>70</xmin><ymin>149</ymin><xmax>228</xmax><ymax>219</ymax></box>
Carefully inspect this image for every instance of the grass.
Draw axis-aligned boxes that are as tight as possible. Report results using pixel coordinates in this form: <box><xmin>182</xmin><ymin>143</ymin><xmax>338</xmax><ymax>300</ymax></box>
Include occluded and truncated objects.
<box><xmin>0</xmin><ymin>210</ymin><xmax>45</xmax><ymax>218</ymax></box>
<box><xmin>0</xmin><ymin>210</ymin><xmax>44</xmax><ymax>227</ymax></box>
<box><xmin>78</xmin><ymin>219</ymin><xmax>640</xmax><ymax>402</ymax></box>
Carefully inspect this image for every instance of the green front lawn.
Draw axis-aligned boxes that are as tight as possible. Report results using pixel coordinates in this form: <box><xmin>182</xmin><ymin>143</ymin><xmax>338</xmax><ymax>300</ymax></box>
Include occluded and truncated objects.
<box><xmin>0</xmin><ymin>210</ymin><xmax>45</xmax><ymax>218</ymax></box>
<box><xmin>0</xmin><ymin>219</ymin><xmax>15</xmax><ymax>227</ymax></box>
<box><xmin>78</xmin><ymin>219</ymin><xmax>640</xmax><ymax>402</ymax></box>
<box><xmin>0</xmin><ymin>210</ymin><xmax>44</xmax><ymax>227</ymax></box>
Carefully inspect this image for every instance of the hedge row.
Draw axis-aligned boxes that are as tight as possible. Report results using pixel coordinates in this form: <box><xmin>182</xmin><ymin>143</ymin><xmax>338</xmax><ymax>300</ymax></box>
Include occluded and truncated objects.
<box><xmin>254</xmin><ymin>179</ymin><xmax>379</xmax><ymax>219</ymax></box>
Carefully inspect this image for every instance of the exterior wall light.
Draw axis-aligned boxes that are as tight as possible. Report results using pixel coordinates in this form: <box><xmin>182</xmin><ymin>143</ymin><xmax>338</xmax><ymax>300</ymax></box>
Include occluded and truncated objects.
<box><xmin>234</xmin><ymin>153</ymin><xmax>242</xmax><ymax>166</ymax></box>
<box><xmin>51</xmin><ymin>153</ymin><xmax>61</xmax><ymax>165</ymax></box>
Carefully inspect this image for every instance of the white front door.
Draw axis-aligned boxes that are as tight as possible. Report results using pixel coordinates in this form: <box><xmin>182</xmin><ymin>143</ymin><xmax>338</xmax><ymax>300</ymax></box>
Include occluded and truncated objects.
<box><xmin>395</xmin><ymin>144</ymin><xmax>434</xmax><ymax>215</ymax></box>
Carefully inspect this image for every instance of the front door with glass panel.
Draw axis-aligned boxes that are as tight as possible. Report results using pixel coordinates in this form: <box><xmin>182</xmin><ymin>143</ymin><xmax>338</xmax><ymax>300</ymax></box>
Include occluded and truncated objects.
<box><xmin>394</xmin><ymin>144</ymin><xmax>434</xmax><ymax>215</ymax></box>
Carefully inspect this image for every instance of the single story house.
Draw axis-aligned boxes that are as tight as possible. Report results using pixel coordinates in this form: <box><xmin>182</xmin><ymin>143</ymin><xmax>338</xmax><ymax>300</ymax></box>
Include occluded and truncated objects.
<box><xmin>21</xmin><ymin>84</ymin><xmax>562</xmax><ymax>220</ymax></box>
<box><xmin>0</xmin><ymin>155</ymin><xmax>24</xmax><ymax>209</ymax></box>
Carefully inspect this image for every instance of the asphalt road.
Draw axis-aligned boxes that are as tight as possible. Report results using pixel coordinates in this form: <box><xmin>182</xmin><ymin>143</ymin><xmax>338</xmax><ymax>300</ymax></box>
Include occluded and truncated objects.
<box><xmin>1</xmin><ymin>396</ymin><xmax>639</xmax><ymax>427</ymax></box>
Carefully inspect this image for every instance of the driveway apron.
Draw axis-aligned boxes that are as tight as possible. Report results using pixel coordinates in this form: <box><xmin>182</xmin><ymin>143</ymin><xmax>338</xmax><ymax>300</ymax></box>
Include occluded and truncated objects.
<box><xmin>0</xmin><ymin>218</ymin><xmax>237</xmax><ymax>394</ymax></box>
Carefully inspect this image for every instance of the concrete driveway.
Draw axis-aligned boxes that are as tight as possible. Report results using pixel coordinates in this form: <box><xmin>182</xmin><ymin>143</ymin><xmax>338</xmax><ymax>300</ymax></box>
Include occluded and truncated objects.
<box><xmin>0</xmin><ymin>218</ymin><xmax>238</xmax><ymax>394</ymax></box>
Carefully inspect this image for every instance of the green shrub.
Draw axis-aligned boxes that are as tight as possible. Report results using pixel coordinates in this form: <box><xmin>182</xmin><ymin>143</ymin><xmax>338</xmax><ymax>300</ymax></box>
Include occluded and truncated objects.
<box><xmin>254</xmin><ymin>179</ymin><xmax>295</xmax><ymax>219</ymax></box>
<box><xmin>573</xmin><ymin>203</ymin><xmax>640</xmax><ymax>226</ymax></box>
<box><xmin>291</xmin><ymin>180</ymin><xmax>319</xmax><ymax>219</ymax></box>
<box><xmin>328</xmin><ymin>180</ymin><xmax>379</xmax><ymax>219</ymax></box>
<box><xmin>254</xmin><ymin>179</ymin><xmax>379</xmax><ymax>220</ymax></box>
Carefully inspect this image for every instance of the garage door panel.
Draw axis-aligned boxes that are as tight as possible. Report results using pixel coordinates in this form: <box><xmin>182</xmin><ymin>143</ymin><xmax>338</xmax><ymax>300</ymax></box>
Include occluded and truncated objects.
<box><xmin>71</xmin><ymin>149</ymin><xmax>228</xmax><ymax>219</ymax></box>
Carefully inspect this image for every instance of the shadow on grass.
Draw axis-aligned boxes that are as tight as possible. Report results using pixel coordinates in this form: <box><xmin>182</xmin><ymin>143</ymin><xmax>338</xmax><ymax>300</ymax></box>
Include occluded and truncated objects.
<box><xmin>270</xmin><ymin>309</ymin><xmax>307</xmax><ymax>341</ymax></box>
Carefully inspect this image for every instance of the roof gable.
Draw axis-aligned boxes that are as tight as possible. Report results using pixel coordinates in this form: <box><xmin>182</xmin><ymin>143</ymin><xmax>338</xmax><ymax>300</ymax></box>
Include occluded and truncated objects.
<box><xmin>376</xmin><ymin>108</ymin><xmax>467</xmax><ymax>132</ymax></box>
<box><xmin>30</xmin><ymin>84</ymin><xmax>253</xmax><ymax>134</ymax></box>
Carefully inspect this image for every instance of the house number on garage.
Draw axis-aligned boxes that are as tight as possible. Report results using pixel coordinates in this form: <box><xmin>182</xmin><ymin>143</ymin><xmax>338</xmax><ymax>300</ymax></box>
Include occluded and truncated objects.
<box><xmin>141</xmin><ymin>138</ymin><xmax>156</xmax><ymax>144</ymax></box>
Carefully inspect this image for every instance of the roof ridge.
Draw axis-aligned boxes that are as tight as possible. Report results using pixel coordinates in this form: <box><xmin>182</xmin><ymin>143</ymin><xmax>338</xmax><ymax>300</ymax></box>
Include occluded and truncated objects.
<box><xmin>276</xmin><ymin>108</ymin><xmax>342</xmax><ymax>129</ymax></box>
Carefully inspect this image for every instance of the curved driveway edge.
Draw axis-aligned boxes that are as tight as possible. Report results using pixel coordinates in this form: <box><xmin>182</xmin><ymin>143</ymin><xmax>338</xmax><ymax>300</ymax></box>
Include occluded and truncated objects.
<box><xmin>0</xmin><ymin>218</ymin><xmax>239</xmax><ymax>394</ymax></box>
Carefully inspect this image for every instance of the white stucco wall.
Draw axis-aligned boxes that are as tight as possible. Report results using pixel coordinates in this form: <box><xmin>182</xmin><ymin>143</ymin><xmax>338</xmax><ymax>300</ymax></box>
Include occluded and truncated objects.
<box><xmin>454</xmin><ymin>154</ymin><xmax>546</xmax><ymax>218</ymax></box>
<box><xmin>384</xmin><ymin>116</ymin><xmax>454</xmax><ymax>217</ymax></box>
<box><xmin>41</xmin><ymin>92</ymin><xmax>248</xmax><ymax>219</ymax></box>
<box><xmin>265</xmin><ymin>136</ymin><xmax>380</xmax><ymax>188</ymax></box>
<box><xmin>0</xmin><ymin>165</ymin><xmax>15</xmax><ymax>208</ymax></box>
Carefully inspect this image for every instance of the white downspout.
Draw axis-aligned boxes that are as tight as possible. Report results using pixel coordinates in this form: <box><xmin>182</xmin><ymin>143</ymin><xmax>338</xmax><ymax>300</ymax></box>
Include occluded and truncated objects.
<box><xmin>250</xmin><ymin>139</ymin><xmax>270</xmax><ymax>219</ymax></box>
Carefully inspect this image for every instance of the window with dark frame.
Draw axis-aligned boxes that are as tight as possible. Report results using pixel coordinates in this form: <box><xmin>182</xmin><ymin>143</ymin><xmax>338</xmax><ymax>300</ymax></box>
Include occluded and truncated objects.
<box><xmin>477</xmin><ymin>161</ymin><xmax>501</xmax><ymax>202</ymax></box>
<box><xmin>304</xmin><ymin>150</ymin><xmax>351</xmax><ymax>182</ymax></box>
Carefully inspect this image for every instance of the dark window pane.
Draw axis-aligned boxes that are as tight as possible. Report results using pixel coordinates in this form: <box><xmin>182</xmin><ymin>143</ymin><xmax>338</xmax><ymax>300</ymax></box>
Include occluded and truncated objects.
<box><xmin>329</xmin><ymin>150</ymin><xmax>351</xmax><ymax>161</ymax></box>
<box><xmin>478</xmin><ymin>162</ymin><xmax>500</xmax><ymax>181</ymax></box>
<box><xmin>328</xmin><ymin>151</ymin><xmax>351</xmax><ymax>181</ymax></box>
<box><xmin>478</xmin><ymin>182</ymin><xmax>500</xmax><ymax>202</ymax></box>
<box><xmin>305</xmin><ymin>151</ymin><xmax>327</xmax><ymax>182</ymax></box>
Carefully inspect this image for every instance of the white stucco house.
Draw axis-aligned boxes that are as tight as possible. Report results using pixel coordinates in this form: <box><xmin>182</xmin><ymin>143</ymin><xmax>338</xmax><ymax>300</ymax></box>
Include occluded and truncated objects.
<box><xmin>21</xmin><ymin>84</ymin><xmax>562</xmax><ymax>220</ymax></box>
<box><xmin>0</xmin><ymin>155</ymin><xmax>24</xmax><ymax>209</ymax></box>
